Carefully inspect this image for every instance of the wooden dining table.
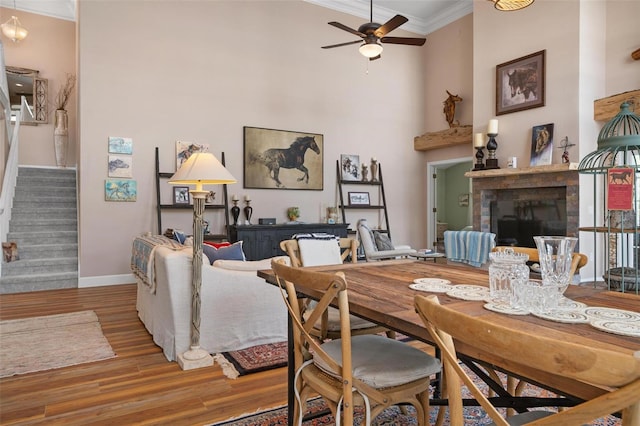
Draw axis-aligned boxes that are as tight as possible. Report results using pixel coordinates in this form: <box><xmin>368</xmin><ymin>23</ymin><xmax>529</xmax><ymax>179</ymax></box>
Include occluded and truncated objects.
<box><xmin>258</xmin><ymin>259</ymin><xmax>640</xmax><ymax>425</ymax></box>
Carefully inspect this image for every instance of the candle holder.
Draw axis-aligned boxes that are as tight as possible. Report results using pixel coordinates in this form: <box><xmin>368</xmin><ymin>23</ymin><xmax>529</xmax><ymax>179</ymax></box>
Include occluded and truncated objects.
<box><xmin>473</xmin><ymin>147</ymin><xmax>486</xmax><ymax>171</ymax></box>
<box><xmin>243</xmin><ymin>200</ymin><xmax>253</xmax><ymax>225</ymax></box>
<box><xmin>230</xmin><ymin>199</ymin><xmax>240</xmax><ymax>226</ymax></box>
<box><xmin>485</xmin><ymin>133</ymin><xmax>500</xmax><ymax>169</ymax></box>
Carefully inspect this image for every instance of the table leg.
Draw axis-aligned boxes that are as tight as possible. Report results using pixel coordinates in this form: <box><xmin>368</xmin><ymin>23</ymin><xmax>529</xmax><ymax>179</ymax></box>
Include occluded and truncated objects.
<box><xmin>287</xmin><ymin>313</ymin><xmax>294</xmax><ymax>426</ymax></box>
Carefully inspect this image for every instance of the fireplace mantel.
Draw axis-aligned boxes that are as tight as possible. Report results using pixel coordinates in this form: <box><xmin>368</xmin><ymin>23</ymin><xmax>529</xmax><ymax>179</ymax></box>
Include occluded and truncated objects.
<box><xmin>464</xmin><ymin>163</ymin><xmax>578</xmax><ymax>179</ymax></box>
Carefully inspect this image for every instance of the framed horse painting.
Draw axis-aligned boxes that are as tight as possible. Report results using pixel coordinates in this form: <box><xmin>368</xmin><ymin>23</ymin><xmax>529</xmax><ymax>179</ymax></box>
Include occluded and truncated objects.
<box><xmin>495</xmin><ymin>50</ymin><xmax>545</xmax><ymax>116</ymax></box>
<box><xmin>243</xmin><ymin>126</ymin><xmax>324</xmax><ymax>190</ymax></box>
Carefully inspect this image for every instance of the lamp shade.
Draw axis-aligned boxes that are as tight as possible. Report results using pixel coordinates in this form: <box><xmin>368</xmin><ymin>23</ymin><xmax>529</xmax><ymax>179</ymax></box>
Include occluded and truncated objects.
<box><xmin>169</xmin><ymin>152</ymin><xmax>237</xmax><ymax>191</ymax></box>
<box><xmin>1</xmin><ymin>16</ymin><xmax>28</xmax><ymax>42</ymax></box>
<box><xmin>359</xmin><ymin>41</ymin><xmax>383</xmax><ymax>58</ymax></box>
<box><xmin>491</xmin><ymin>0</ymin><xmax>534</xmax><ymax>11</ymax></box>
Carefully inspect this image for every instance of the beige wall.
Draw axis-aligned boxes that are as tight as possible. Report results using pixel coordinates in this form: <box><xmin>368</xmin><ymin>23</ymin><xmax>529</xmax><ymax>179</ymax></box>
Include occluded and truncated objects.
<box><xmin>77</xmin><ymin>0</ymin><xmax>428</xmax><ymax>281</ymax></box>
<box><xmin>5</xmin><ymin>0</ymin><xmax>638</xmax><ymax>284</ymax></box>
<box><xmin>1</xmin><ymin>7</ymin><xmax>76</xmax><ymax>167</ymax></box>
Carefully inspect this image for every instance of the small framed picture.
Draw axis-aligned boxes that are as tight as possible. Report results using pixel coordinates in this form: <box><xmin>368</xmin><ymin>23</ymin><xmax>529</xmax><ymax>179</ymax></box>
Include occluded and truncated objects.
<box><xmin>530</xmin><ymin>123</ymin><xmax>554</xmax><ymax>166</ymax></box>
<box><xmin>458</xmin><ymin>193</ymin><xmax>469</xmax><ymax>207</ymax></box>
<box><xmin>205</xmin><ymin>190</ymin><xmax>216</xmax><ymax>204</ymax></box>
<box><xmin>348</xmin><ymin>191</ymin><xmax>370</xmax><ymax>206</ymax></box>
<box><xmin>173</xmin><ymin>187</ymin><xmax>190</xmax><ymax>205</ymax></box>
<box><xmin>341</xmin><ymin>154</ymin><xmax>360</xmax><ymax>181</ymax></box>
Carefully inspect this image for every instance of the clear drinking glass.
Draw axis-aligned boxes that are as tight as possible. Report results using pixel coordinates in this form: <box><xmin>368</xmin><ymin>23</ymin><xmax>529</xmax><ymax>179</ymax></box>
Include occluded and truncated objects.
<box><xmin>533</xmin><ymin>236</ymin><xmax>577</xmax><ymax>305</ymax></box>
<box><xmin>488</xmin><ymin>248</ymin><xmax>529</xmax><ymax>304</ymax></box>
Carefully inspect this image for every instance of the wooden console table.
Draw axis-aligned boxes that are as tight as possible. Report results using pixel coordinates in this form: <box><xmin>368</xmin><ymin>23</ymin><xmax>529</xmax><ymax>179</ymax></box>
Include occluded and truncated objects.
<box><xmin>229</xmin><ymin>223</ymin><xmax>349</xmax><ymax>260</ymax></box>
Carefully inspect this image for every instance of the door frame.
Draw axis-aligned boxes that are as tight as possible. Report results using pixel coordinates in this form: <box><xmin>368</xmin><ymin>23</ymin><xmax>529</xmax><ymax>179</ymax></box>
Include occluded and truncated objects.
<box><xmin>426</xmin><ymin>156</ymin><xmax>473</xmax><ymax>251</ymax></box>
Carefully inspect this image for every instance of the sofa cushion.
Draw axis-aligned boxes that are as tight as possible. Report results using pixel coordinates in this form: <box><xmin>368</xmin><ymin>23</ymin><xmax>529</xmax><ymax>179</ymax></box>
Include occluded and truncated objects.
<box><xmin>203</xmin><ymin>241</ymin><xmax>246</xmax><ymax>264</ymax></box>
<box><xmin>374</xmin><ymin>231</ymin><xmax>394</xmax><ymax>251</ymax></box>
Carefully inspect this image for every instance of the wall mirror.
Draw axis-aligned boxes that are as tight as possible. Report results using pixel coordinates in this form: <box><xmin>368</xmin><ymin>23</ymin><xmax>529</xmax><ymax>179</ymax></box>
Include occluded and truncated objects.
<box><xmin>6</xmin><ymin>66</ymin><xmax>48</xmax><ymax>125</ymax></box>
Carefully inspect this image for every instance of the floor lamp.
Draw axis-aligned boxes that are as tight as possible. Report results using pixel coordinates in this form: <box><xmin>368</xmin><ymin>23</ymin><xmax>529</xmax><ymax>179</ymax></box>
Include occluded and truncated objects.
<box><xmin>169</xmin><ymin>152</ymin><xmax>236</xmax><ymax>370</ymax></box>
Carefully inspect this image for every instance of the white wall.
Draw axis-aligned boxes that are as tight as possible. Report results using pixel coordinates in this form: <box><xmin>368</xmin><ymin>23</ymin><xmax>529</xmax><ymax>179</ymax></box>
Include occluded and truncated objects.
<box><xmin>77</xmin><ymin>0</ymin><xmax>428</xmax><ymax>280</ymax></box>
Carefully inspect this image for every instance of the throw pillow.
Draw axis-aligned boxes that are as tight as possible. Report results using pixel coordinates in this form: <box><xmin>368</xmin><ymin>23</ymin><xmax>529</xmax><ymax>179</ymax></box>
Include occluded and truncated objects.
<box><xmin>202</xmin><ymin>241</ymin><xmax>246</xmax><ymax>265</ymax></box>
<box><xmin>173</xmin><ymin>230</ymin><xmax>187</xmax><ymax>244</ymax></box>
<box><xmin>374</xmin><ymin>231</ymin><xmax>394</xmax><ymax>251</ymax></box>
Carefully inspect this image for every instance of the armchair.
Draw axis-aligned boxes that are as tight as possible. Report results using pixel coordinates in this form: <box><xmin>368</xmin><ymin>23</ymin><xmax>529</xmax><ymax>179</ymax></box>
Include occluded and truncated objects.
<box><xmin>357</xmin><ymin>219</ymin><xmax>416</xmax><ymax>261</ymax></box>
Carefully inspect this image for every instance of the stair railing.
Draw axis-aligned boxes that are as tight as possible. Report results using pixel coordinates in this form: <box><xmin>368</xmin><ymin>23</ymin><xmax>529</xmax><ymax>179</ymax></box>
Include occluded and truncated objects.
<box><xmin>0</xmin><ymin>43</ymin><xmax>28</xmax><ymax>275</ymax></box>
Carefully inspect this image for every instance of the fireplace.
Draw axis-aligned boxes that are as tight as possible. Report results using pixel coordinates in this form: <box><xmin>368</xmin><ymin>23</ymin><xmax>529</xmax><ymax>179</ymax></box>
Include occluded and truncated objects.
<box><xmin>467</xmin><ymin>164</ymin><xmax>579</xmax><ymax>247</ymax></box>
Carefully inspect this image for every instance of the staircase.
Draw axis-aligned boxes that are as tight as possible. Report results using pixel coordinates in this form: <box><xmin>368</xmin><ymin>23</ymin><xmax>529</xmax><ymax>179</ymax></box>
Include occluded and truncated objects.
<box><xmin>1</xmin><ymin>167</ymin><xmax>78</xmax><ymax>293</ymax></box>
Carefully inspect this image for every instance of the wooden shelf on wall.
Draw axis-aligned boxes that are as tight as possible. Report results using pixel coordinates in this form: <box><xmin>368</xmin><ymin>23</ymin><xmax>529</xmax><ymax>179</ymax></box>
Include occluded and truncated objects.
<box><xmin>593</xmin><ymin>89</ymin><xmax>639</xmax><ymax>121</ymax></box>
<box><xmin>414</xmin><ymin>125</ymin><xmax>472</xmax><ymax>151</ymax></box>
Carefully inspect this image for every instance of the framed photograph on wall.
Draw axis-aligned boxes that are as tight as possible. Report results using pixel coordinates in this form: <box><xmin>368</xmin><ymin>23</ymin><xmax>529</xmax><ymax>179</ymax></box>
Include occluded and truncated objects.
<box><xmin>173</xmin><ymin>186</ymin><xmax>190</xmax><ymax>205</ymax></box>
<box><xmin>496</xmin><ymin>50</ymin><xmax>545</xmax><ymax>116</ymax></box>
<box><xmin>348</xmin><ymin>192</ymin><xmax>370</xmax><ymax>206</ymax></box>
<box><xmin>108</xmin><ymin>136</ymin><xmax>133</xmax><ymax>154</ymax></box>
<box><xmin>340</xmin><ymin>154</ymin><xmax>360</xmax><ymax>181</ymax></box>
<box><xmin>530</xmin><ymin>123</ymin><xmax>554</xmax><ymax>166</ymax></box>
<box><xmin>243</xmin><ymin>126</ymin><xmax>323</xmax><ymax>190</ymax></box>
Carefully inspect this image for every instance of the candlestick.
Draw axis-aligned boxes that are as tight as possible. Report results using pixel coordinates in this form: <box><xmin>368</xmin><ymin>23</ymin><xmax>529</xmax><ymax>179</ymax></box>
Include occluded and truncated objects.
<box><xmin>487</xmin><ymin>119</ymin><xmax>499</xmax><ymax>135</ymax></box>
<box><xmin>473</xmin><ymin>147</ymin><xmax>485</xmax><ymax>171</ymax></box>
<box><xmin>485</xmin><ymin>133</ymin><xmax>499</xmax><ymax>169</ymax></box>
<box><xmin>474</xmin><ymin>133</ymin><xmax>485</xmax><ymax>148</ymax></box>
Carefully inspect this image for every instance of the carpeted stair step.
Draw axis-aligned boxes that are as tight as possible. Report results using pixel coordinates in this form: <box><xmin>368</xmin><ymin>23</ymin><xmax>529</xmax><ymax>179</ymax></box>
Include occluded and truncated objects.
<box><xmin>17</xmin><ymin>175</ymin><xmax>76</xmax><ymax>188</ymax></box>
<box><xmin>13</xmin><ymin>243</ymin><xmax>78</xmax><ymax>260</ymax></box>
<box><xmin>2</xmin><ymin>258</ymin><xmax>78</xmax><ymax>276</ymax></box>
<box><xmin>17</xmin><ymin>187</ymin><xmax>77</xmax><ymax>198</ymax></box>
<box><xmin>12</xmin><ymin>194</ymin><xmax>77</xmax><ymax>205</ymax></box>
<box><xmin>8</xmin><ymin>218</ymin><xmax>78</xmax><ymax>233</ymax></box>
<box><xmin>8</xmin><ymin>208</ymin><xmax>77</xmax><ymax>221</ymax></box>
<box><xmin>17</xmin><ymin>167</ymin><xmax>76</xmax><ymax>178</ymax></box>
<box><xmin>0</xmin><ymin>272</ymin><xmax>78</xmax><ymax>294</ymax></box>
<box><xmin>7</xmin><ymin>231</ymin><xmax>78</xmax><ymax>246</ymax></box>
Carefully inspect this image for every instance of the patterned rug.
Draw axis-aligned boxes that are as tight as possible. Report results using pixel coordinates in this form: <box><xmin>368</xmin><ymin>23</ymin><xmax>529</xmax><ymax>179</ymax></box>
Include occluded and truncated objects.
<box><xmin>0</xmin><ymin>310</ymin><xmax>116</xmax><ymax>378</ymax></box>
<box><xmin>216</xmin><ymin>341</ymin><xmax>288</xmax><ymax>378</ymax></box>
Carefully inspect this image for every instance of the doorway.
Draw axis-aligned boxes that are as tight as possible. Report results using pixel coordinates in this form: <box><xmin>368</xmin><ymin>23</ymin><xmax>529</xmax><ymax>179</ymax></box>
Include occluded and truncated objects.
<box><xmin>427</xmin><ymin>157</ymin><xmax>473</xmax><ymax>252</ymax></box>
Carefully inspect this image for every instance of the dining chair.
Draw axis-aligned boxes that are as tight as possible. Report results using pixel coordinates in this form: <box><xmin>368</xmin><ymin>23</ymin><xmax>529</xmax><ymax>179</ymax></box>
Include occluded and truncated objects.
<box><xmin>414</xmin><ymin>294</ymin><xmax>640</xmax><ymax>425</ymax></box>
<box><xmin>280</xmin><ymin>237</ymin><xmax>396</xmax><ymax>340</ymax></box>
<box><xmin>492</xmin><ymin>246</ymin><xmax>588</xmax><ymax>278</ymax></box>
<box><xmin>272</xmin><ymin>260</ymin><xmax>442</xmax><ymax>426</ymax></box>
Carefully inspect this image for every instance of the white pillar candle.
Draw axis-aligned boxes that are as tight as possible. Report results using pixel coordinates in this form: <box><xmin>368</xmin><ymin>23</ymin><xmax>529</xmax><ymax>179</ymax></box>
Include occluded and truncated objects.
<box><xmin>244</xmin><ymin>195</ymin><xmax>251</xmax><ymax>202</ymax></box>
<box><xmin>474</xmin><ymin>133</ymin><xmax>485</xmax><ymax>148</ymax></box>
<box><xmin>487</xmin><ymin>119</ymin><xmax>499</xmax><ymax>135</ymax></box>
<box><xmin>232</xmin><ymin>194</ymin><xmax>238</xmax><ymax>201</ymax></box>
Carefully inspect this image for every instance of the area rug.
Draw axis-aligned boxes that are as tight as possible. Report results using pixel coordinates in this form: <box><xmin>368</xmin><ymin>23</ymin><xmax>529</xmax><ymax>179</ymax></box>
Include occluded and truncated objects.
<box><xmin>0</xmin><ymin>310</ymin><xmax>116</xmax><ymax>378</ymax></box>
<box><xmin>213</xmin><ymin>365</ymin><xmax>621</xmax><ymax>425</ymax></box>
<box><xmin>215</xmin><ymin>341</ymin><xmax>288</xmax><ymax>379</ymax></box>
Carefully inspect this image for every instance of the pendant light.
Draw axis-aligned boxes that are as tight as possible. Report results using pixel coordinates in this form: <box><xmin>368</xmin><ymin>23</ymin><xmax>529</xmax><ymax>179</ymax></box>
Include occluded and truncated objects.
<box><xmin>1</xmin><ymin>0</ymin><xmax>28</xmax><ymax>42</ymax></box>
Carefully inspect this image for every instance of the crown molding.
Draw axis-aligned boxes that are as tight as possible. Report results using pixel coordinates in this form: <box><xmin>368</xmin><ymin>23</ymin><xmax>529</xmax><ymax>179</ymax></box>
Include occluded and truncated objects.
<box><xmin>0</xmin><ymin>0</ymin><xmax>75</xmax><ymax>22</ymax></box>
<box><xmin>304</xmin><ymin>0</ymin><xmax>472</xmax><ymax>35</ymax></box>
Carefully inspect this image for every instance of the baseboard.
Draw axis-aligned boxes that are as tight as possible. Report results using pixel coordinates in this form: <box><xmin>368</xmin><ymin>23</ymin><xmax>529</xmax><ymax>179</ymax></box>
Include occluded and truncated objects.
<box><xmin>79</xmin><ymin>273</ymin><xmax>135</xmax><ymax>288</ymax></box>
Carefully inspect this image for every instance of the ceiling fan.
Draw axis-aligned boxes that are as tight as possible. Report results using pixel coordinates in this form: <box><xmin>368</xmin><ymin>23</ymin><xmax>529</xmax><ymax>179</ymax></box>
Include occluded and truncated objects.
<box><xmin>321</xmin><ymin>0</ymin><xmax>426</xmax><ymax>61</ymax></box>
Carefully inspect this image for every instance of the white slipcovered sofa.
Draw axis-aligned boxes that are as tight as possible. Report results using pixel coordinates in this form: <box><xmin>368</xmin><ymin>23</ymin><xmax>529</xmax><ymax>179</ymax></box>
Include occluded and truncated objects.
<box><xmin>136</xmin><ymin>246</ymin><xmax>288</xmax><ymax>362</ymax></box>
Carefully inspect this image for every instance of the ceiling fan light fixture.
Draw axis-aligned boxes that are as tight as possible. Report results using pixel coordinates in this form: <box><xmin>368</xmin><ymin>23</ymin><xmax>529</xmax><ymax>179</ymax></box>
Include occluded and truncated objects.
<box><xmin>359</xmin><ymin>41</ymin><xmax>383</xmax><ymax>58</ymax></box>
<box><xmin>491</xmin><ymin>0</ymin><xmax>534</xmax><ymax>11</ymax></box>
<box><xmin>1</xmin><ymin>15</ymin><xmax>28</xmax><ymax>42</ymax></box>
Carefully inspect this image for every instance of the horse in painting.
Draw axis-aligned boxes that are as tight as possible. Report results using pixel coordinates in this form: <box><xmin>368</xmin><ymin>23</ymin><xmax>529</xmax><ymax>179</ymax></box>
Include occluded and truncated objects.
<box><xmin>257</xmin><ymin>136</ymin><xmax>320</xmax><ymax>188</ymax></box>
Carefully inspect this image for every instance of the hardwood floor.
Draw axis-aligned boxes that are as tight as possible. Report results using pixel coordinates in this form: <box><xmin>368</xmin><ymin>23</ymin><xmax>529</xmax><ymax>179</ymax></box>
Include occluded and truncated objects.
<box><xmin>0</xmin><ymin>284</ymin><xmax>288</xmax><ymax>425</ymax></box>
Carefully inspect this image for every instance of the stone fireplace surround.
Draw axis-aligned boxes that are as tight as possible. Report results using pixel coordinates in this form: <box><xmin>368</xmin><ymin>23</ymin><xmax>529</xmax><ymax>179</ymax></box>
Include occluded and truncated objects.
<box><xmin>465</xmin><ymin>164</ymin><xmax>579</xmax><ymax>242</ymax></box>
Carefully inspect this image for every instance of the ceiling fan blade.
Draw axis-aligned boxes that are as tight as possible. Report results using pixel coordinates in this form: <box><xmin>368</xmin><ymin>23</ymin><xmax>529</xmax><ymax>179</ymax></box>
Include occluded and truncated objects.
<box><xmin>374</xmin><ymin>15</ymin><xmax>408</xmax><ymax>38</ymax></box>
<box><xmin>321</xmin><ymin>40</ymin><xmax>363</xmax><ymax>49</ymax></box>
<box><xmin>380</xmin><ymin>36</ymin><xmax>426</xmax><ymax>46</ymax></box>
<box><xmin>328</xmin><ymin>21</ymin><xmax>365</xmax><ymax>38</ymax></box>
